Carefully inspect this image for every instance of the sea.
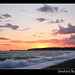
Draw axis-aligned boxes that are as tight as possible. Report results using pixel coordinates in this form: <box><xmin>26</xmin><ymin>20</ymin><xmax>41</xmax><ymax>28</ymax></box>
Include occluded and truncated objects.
<box><xmin>0</xmin><ymin>50</ymin><xmax>75</xmax><ymax>69</ymax></box>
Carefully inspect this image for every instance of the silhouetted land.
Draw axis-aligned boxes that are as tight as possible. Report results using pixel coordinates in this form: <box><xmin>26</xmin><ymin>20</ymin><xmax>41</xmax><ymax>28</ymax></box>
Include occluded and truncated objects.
<box><xmin>10</xmin><ymin>50</ymin><xmax>26</xmax><ymax>51</ymax></box>
<box><xmin>10</xmin><ymin>47</ymin><xmax>75</xmax><ymax>51</ymax></box>
<box><xmin>28</xmin><ymin>47</ymin><xmax>75</xmax><ymax>51</ymax></box>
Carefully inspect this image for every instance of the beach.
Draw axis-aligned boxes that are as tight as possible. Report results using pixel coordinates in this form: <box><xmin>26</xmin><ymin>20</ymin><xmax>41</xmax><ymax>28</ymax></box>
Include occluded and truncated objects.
<box><xmin>43</xmin><ymin>58</ymin><xmax>75</xmax><ymax>69</ymax></box>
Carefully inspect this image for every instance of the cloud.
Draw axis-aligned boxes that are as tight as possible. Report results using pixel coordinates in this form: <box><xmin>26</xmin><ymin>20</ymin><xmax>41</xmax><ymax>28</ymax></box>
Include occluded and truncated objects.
<box><xmin>0</xmin><ymin>23</ymin><xmax>19</xmax><ymax>30</ymax></box>
<box><xmin>11</xmin><ymin>36</ymin><xmax>75</xmax><ymax>45</ymax></box>
<box><xmin>36</xmin><ymin>18</ymin><xmax>47</xmax><ymax>22</ymax></box>
<box><xmin>50</xmin><ymin>38</ymin><xmax>75</xmax><ymax>45</ymax></box>
<box><xmin>0</xmin><ymin>37</ymin><xmax>10</xmax><ymax>40</ymax></box>
<box><xmin>0</xmin><ymin>14</ymin><xmax>11</xmax><ymax>19</ymax></box>
<box><xmin>62</xmin><ymin>38</ymin><xmax>75</xmax><ymax>45</ymax></box>
<box><xmin>0</xmin><ymin>44</ymin><xmax>12</xmax><ymax>46</ymax></box>
<box><xmin>32</xmin><ymin>35</ymin><xmax>43</xmax><ymax>37</ymax></box>
<box><xmin>64</xmin><ymin>34</ymin><xmax>75</xmax><ymax>40</ymax></box>
<box><xmin>2</xmin><ymin>14</ymin><xmax>11</xmax><ymax>18</ymax></box>
<box><xmin>11</xmin><ymin>39</ymin><xmax>61</xmax><ymax>44</ymax></box>
<box><xmin>19</xmin><ymin>28</ymin><xmax>29</xmax><ymax>31</ymax></box>
<box><xmin>47</xmin><ymin>19</ymin><xmax>64</xmax><ymax>24</ymax></box>
<box><xmin>37</xmin><ymin>4</ymin><xmax>55</xmax><ymax>13</ymax></box>
<box><xmin>61</xmin><ymin>9</ymin><xmax>68</xmax><ymax>13</ymax></box>
<box><xmin>52</xmin><ymin>23</ymin><xmax>75</xmax><ymax>35</ymax></box>
<box><xmin>32</xmin><ymin>32</ymin><xmax>47</xmax><ymax>37</ymax></box>
<box><xmin>5</xmin><ymin>20</ymin><xmax>13</xmax><ymax>22</ymax></box>
<box><xmin>11</xmin><ymin>40</ymin><xmax>37</xmax><ymax>43</ymax></box>
<box><xmin>37</xmin><ymin>4</ymin><xmax>68</xmax><ymax>13</ymax></box>
<box><xmin>69</xmin><ymin>35</ymin><xmax>75</xmax><ymax>39</ymax></box>
<box><xmin>32</xmin><ymin>34</ymin><xmax>36</xmax><ymax>37</ymax></box>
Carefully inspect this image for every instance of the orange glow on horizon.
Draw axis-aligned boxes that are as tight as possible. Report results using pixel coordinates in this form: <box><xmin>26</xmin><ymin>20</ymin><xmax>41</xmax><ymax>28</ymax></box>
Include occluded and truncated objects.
<box><xmin>1</xmin><ymin>42</ymin><xmax>75</xmax><ymax>51</ymax></box>
<box><xmin>34</xmin><ymin>43</ymin><xmax>51</xmax><ymax>48</ymax></box>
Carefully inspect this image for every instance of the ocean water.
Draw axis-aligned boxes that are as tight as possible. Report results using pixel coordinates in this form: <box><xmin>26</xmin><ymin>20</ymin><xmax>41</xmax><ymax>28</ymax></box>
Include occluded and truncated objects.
<box><xmin>0</xmin><ymin>50</ymin><xmax>75</xmax><ymax>69</ymax></box>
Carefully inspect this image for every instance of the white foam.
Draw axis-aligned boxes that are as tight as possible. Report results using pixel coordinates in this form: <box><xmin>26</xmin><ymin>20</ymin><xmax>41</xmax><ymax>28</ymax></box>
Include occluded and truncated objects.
<box><xmin>11</xmin><ymin>53</ymin><xmax>75</xmax><ymax>69</ymax></box>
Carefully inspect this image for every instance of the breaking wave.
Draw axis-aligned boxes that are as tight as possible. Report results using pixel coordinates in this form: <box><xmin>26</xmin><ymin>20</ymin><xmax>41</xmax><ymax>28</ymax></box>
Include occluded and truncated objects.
<box><xmin>0</xmin><ymin>53</ymin><xmax>75</xmax><ymax>69</ymax></box>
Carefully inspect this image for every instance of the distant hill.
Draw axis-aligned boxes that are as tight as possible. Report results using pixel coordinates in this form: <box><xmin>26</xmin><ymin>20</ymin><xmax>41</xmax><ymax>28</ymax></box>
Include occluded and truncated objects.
<box><xmin>10</xmin><ymin>50</ymin><xmax>26</xmax><ymax>51</ymax></box>
<box><xmin>28</xmin><ymin>47</ymin><xmax>75</xmax><ymax>51</ymax></box>
<box><xmin>10</xmin><ymin>47</ymin><xmax>75</xmax><ymax>51</ymax></box>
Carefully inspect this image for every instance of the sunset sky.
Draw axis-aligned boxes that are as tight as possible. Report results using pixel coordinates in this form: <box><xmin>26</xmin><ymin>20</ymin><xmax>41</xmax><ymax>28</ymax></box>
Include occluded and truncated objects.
<box><xmin>0</xmin><ymin>4</ymin><xmax>75</xmax><ymax>51</ymax></box>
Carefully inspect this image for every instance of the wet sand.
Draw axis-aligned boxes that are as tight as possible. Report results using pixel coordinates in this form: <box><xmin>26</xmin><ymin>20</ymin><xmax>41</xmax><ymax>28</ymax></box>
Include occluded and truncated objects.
<box><xmin>43</xmin><ymin>59</ymin><xmax>75</xmax><ymax>69</ymax></box>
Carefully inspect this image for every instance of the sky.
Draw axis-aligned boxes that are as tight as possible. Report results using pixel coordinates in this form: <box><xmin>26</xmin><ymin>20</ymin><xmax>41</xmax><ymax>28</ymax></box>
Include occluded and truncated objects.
<box><xmin>0</xmin><ymin>4</ymin><xmax>75</xmax><ymax>51</ymax></box>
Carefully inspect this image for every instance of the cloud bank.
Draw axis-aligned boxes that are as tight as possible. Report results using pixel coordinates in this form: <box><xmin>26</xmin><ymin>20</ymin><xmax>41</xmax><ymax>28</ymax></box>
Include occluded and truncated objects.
<box><xmin>11</xmin><ymin>38</ymin><xmax>75</xmax><ymax>46</ymax></box>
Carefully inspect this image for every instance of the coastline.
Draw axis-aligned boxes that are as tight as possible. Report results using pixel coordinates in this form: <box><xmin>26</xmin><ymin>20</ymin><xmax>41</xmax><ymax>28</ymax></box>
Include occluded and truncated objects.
<box><xmin>43</xmin><ymin>58</ymin><xmax>75</xmax><ymax>69</ymax></box>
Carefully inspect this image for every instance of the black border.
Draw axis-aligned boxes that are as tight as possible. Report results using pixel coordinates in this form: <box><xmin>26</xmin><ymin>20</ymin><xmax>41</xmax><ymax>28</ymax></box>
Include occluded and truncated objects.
<box><xmin>0</xmin><ymin>0</ymin><xmax>75</xmax><ymax>3</ymax></box>
<box><xmin>0</xmin><ymin>0</ymin><xmax>75</xmax><ymax>74</ymax></box>
<box><xmin>0</xmin><ymin>69</ymin><xmax>58</xmax><ymax>74</ymax></box>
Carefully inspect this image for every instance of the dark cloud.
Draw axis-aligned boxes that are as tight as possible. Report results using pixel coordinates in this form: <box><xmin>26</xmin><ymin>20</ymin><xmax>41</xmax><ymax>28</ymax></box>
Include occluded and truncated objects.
<box><xmin>47</xmin><ymin>19</ymin><xmax>64</xmax><ymax>24</ymax></box>
<box><xmin>37</xmin><ymin>4</ymin><xmax>54</xmax><ymax>13</ymax></box>
<box><xmin>36</xmin><ymin>18</ymin><xmax>47</xmax><ymax>22</ymax></box>
<box><xmin>0</xmin><ymin>37</ymin><xmax>10</xmax><ymax>40</ymax></box>
<box><xmin>54</xmin><ymin>7</ymin><xmax>59</xmax><ymax>13</ymax></box>
<box><xmin>68</xmin><ymin>35</ymin><xmax>75</xmax><ymax>39</ymax></box>
<box><xmin>62</xmin><ymin>37</ymin><xmax>75</xmax><ymax>45</ymax></box>
<box><xmin>0</xmin><ymin>14</ymin><xmax>11</xmax><ymax>19</ymax></box>
<box><xmin>37</xmin><ymin>4</ymin><xmax>68</xmax><ymax>13</ymax></box>
<box><xmin>52</xmin><ymin>23</ymin><xmax>75</xmax><ymax>35</ymax></box>
<box><xmin>2</xmin><ymin>14</ymin><xmax>11</xmax><ymax>18</ymax></box>
<box><xmin>50</xmin><ymin>38</ymin><xmax>75</xmax><ymax>45</ymax></box>
<box><xmin>0</xmin><ymin>23</ymin><xmax>19</xmax><ymax>30</ymax></box>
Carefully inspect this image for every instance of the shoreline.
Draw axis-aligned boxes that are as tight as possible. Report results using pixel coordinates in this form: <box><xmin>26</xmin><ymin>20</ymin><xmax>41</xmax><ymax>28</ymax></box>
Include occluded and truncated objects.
<box><xmin>43</xmin><ymin>58</ymin><xmax>75</xmax><ymax>69</ymax></box>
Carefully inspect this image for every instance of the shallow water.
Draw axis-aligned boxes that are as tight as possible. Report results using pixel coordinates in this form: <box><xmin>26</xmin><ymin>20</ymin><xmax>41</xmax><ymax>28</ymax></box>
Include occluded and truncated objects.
<box><xmin>0</xmin><ymin>50</ymin><xmax>75</xmax><ymax>69</ymax></box>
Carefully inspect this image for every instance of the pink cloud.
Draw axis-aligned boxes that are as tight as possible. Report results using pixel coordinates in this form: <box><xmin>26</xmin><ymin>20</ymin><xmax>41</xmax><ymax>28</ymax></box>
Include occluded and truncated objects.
<box><xmin>11</xmin><ymin>33</ymin><xmax>75</xmax><ymax>46</ymax></box>
<box><xmin>11</xmin><ymin>39</ymin><xmax>61</xmax><ymax>44</ymax></box>
<box><xmin>11</xmin><ymin>37</ymin><xmax>75</xmax><ymax>46</ymax></box>
<box><xmin>32</xmin><ymin>32</ymin><xmax>47</xmax><ymax>37</ymax></box>
<box><xmin>32</xmin><ymin>34</ymin><xmax>36</xmax><ymax>37</ymax></box>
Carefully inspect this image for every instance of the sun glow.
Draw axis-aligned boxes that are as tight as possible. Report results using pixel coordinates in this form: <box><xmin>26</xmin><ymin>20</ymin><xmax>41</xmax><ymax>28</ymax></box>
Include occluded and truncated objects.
<box><xmin>35</xmin><ymin>43</ymin><xmax>50</xmax><ymax>48</ymax></box>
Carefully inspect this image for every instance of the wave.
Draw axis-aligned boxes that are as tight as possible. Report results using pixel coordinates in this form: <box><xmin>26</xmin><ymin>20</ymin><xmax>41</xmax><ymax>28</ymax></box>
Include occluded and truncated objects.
<box><xmin>0</xmin><ymin>53</ymin><xmax>75</xmax><ymax>69</ymax></box>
